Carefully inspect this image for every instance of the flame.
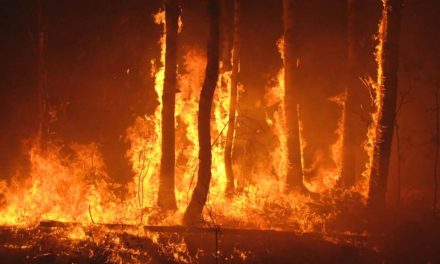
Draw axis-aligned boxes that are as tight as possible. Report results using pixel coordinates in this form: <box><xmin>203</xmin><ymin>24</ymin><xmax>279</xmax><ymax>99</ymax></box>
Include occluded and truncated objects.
<box><xmin>264</xmin><ymin>37</ymin><xmax>346</xmax><ymax>194</ymax></box>
<box><xmin>175</xmin><ymin>50</ymin><xmax>204</xmax><ymax>210</ymax></box>
<box><xmin>67</xmin><ymin>225</ymin><xmax>87</xmax><ymax>240</ymax></box>
<box><xmin>0</xmin><ymin>142</ymin><xmax>121</xmax><ymax>226</ymax></box>
<box><xmin>358</xmin><ymin>1</ymin><xmax>386</xmax><ymax>198</ymax></box>
<box><xmin>210</xmin><ymin>66</ymin><xmax>232</xmax><ymax>196</ymax></box>
<box><xmin>126</xmin><ymin>10</ymin><xmax>166</xmax><ymax>224</ymax></box>
<box><xmin>330</xmin><ymin>93</ymin><xmax>346</xmax><ymax>180</ymax></box>
<box><xmin>264</xmin><ymin>37</ymin><xmax>288</xmax><ymax>190</ymax></box>
<box><xmin>305</xmin><ymin>93</ymin><xmax>345</xmax><ymax>193</ymax></box>
<box><xmin>298</xmin><ymin>105</ymin><xmax>307</xmax><ymax>181</ymax></box>
<box><xmin>0</xmin><ymin>7</ymin><xmax>375</xmax><ymax>237</ymax></box>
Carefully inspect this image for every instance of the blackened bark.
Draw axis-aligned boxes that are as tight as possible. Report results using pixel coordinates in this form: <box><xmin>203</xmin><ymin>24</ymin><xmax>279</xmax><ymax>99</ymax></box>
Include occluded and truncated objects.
<box><xmin>367</xmin><ymin>0</ymin><xmax>403</xmax><ymax>211</ymax></box>
<box><xmin>183</xmin><ymin>0</ymin><xmax>220</xmax><ymax>224</ymax></box>
<box><xmin>283</xmin><ymin>0</ymin><xmax>306</xmax><ymax>191</ymax></box>
<box><xmin>224</xmin><ymin>0</ymin><xmax>240</xmax><ymax>196</ymax></box>
<box><xmin>220</xmin><ymin>0</ymin><xmax>233</xmax><ymax>72</ymax></box>
<box><xmin>340</xmin><ymin>0</ymin><xmax>359</xmax><ymax>187</ymax></box>
<box><xmin>158</xmin><ymin>0</ymin><xmax>180</xmax><ymax>210</ymax></box>
<box><xmin>434</xmin><ymin>85</ymin><xmax>439</xmax><ymax>215</ymax></box>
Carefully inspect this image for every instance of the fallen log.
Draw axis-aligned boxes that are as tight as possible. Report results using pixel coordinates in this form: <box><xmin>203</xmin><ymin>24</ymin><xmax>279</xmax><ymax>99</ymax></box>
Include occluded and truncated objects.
<box><xmin>36</xmin><ymin>220</ymin><xmax>368</xmax><ymax>240</ymax></box>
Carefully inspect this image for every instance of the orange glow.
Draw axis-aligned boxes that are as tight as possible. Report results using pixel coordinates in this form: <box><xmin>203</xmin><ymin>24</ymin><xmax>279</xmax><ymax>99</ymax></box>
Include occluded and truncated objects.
<box><xmin>305</xmin><ymin>93</ymin><xmax>346</xmax><ymax>192</ymax></box>
<box><xmin>0</xmin><ymin>142</ymin><xmax>121</xmax><ymax>226</ymax></box>
<box><xmin>264</xmin><ymin>37</ymin><xmax>288</xmax><ymax>191</ymax></box>
<box><xmin>358</xmin><ymin>1</ymin><xmax>386</xmax><ymax>198</ymax></box>
<box><xmin>0</xmin><ymin>7</ymin><xmax>381</xmax><ymax>234</ymax></box>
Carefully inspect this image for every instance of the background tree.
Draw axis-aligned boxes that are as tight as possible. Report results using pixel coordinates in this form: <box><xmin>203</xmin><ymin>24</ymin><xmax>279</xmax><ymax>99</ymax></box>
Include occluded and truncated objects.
<box><xmin>368</xmin><ymin>0</ymin><xmax>404</xmax><ymax>211</ymax></box>
<box><xmin>283</xmin><ymin>0</ymin><xmax>306</xmax><ymax>192</ymax></box>
<box><xmin>36</xmin><ymin>0</ymin><xmax>49</xmax><ymax>151</ymax></box>
<box><xmin>158</xmin><ymin>0</ymin><xmax>180</xmax><ymax>210</ymax></box>
<box><xmin>183</xmin><ymin>0</ymin><xmax>220</xmax><ymax>224</ymax></box>
<box><xmin>224</xmin><ymin>0</ymin><xmax>240</xmax><ymax>196</ymax></box>
<box><xmin>219</xmin><ymin>0</ymin><xmax>233</xmax><ymax>71</ymax></box>
<box><xmin>340</xmin><ymin>0</ymin><xmax>359</xmax><ymax>187</ymax></box>
<box><xmin>393</xmin><ymin>61</ymin><xmax>414</xmax><ymax>209</ymax></box>
<box><xmin>433</xmin><ymin>81</ymin><xmax>439</xmax><ymax>215</ymax></box>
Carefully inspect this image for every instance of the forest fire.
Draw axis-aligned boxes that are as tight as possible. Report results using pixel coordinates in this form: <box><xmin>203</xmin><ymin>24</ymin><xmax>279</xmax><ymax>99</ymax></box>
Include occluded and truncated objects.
<box><xmin>0</xmin><ymin>0</ymin><xmax>440</xmax><ymax>263</ymax></box>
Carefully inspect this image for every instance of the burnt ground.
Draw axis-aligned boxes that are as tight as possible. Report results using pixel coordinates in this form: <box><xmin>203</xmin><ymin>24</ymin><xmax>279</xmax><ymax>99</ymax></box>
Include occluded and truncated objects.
<box><xmin>0</xmin><ymin>219</ymin><xmax>434</xmax><ymax>264</ymax></box>
<box><xmin>0</xmin><ymin>223</ymin><xmax>377</xmax><ymax>264</ymax></box>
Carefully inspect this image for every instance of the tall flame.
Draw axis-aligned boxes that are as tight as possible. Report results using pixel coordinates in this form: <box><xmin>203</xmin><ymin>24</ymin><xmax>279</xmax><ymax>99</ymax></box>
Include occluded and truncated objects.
<box><xmin>125</xmin><ymin>10</ymin><xmax>166</xmax><ymax>224</ymax></box>
<box><xmin>264</xmin><ymin>37</ymin><xmax>288</xmax><ymax>190</ymax></box>
<box><xmin>0</xmin><ymin>7</ymin><xmax>375</xmax><ymax>235</ymax></box>
<box><xmin>305</xmin><ymin>93</ymin><xmax>346</xmax><ymax>193</ymax></box>
<box><xmin>175</xmin><ymin>50</ymin><xmax>205</xmax><ymax>208</ymax></box>
<box><xmin>0</xmin><ymin>142</ymin><xmax>122</xmax><ymax>226</ymax></box>
<box><xmin>358</xmin><ymin>1</ymin><xmax>386</xmax><ymax>198</ymax></box>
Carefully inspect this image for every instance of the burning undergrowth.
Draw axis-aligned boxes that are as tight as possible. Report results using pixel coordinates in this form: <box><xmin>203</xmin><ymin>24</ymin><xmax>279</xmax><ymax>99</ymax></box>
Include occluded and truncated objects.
<box><xmin>0</xmin><ymin>135</ymin><xmax>364</xmax><ymax>232</ymax></box>
<box><xmin>0</xmin><ymin>25</ymin><xmax>368</xmax><ymax>232</ymax></box>
<box><xmin>0</xmin><ymin>5</ymin><xmax>396</xmax><ymax>263</ymax></box>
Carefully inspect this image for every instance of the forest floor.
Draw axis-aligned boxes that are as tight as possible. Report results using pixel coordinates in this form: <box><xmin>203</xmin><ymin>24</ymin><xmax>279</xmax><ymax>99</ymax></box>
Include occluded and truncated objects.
<box><xmin>1</xmin><ymin>216</ymin><xmax>439</xmax><ymax>264</ymax></box>
<box><xmin>0</xmin><ymin>222</ymin><xmax>378</xmax><ymax>264</ymax></box>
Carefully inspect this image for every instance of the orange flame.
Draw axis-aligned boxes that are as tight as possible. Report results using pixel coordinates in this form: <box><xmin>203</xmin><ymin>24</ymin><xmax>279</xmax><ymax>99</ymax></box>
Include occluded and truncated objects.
<box><xmin>264</xmin><ymin>37</ymin><xmax>288</xmax><ymax>191</ymax></box>
<box><xmin>0</xmin><ymin>8</ymin><xmax>372</xmax><ymax>235</ymax></box>
<box><xmin>358</xmin><ymin>1</ymin><xmax>386</xmax><ymax>198</ymax></box>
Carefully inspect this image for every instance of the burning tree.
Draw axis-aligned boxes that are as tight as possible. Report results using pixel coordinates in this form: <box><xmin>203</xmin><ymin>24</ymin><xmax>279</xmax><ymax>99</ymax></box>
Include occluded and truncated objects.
<box><xmin>367</xmin><ymin>0</ymin><xmax>404</xmax><ymax>211</ymax></box>
<box><xmin>183</xmin><ymin>0</ymin><xmax>220</xmax><ymax>224</ymax></box>
<box><xmin>3</xmin><ymin>1</ymin><xmax>440</xmax><ymax>262</ymax></box>
<box><xmin>340</xmin><ymin>0</ymin><xmax>359</xmax><ymax>187</ymax></box>
<box><xmin>224</xmin><ymin>0</ymin><xmax>240</xmax><ymax>196</ymax></box>
<box><xmin>158</xmin><ymin>0</ymin><xmax>180</xmax><ymax>211</ymax></box>
<box><xmin>283</xmin><ymin>0</ymin><xmax>306</xmax><ymax>192</ymax></box>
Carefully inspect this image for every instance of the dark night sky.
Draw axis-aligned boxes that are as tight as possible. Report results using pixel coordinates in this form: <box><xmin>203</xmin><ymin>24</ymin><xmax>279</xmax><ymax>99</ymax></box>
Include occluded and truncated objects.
<box><xmin>0</xmin><ymin>0</ymin><xmax>439</xmax><ymax>210</ymax></box>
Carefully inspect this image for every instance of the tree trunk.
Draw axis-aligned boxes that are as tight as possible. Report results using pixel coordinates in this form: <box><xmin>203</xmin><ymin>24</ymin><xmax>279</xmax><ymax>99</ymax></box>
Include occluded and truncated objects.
<box><xmin>158</xmin><ymin>0</ymin><xmax>179</xmax><ymax>210</ymax></box>
<box><xmin>36</xmin><ymin>0</ymin><xmax>49</xmax><ymax>151</ymax></box>
<box><xmin>224</xmin><ymin>0</ymin><xmax>240</xmax><ymax>196</ymax></box>
<box><xmin>340</xmin><ymin>0</ymin><xmax>359</xmax><ymax>187</ymax></box>
<box><xmin>283</xmin><ymin>0</ymin><xmax>305</xmax><ymax>192</ymax></box>
<box><xmin>220</xmin><ymin>0</ymin><xmax>233</xmax><ymax>72</ymax></box>
<box><xmin>433</xmin><ymin>85</ymin><xmax>439</xmax><ymax>215</ymax></box>
<box><xmin>367</xmin><ymin>0</ymin><xmax>403</xmax><ymax>211</ymax></box>
<box><xmin>183</xmin><ymin>0</ymin><xmax>220</xmax><ymax>225</ymax></box>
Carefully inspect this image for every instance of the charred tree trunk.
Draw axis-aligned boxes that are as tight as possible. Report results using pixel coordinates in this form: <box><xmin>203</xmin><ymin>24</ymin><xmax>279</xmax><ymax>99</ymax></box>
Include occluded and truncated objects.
<box><xmin>394</xmin><ymin>75</ymin><xmax>412</xmax><ymax>209</ymax></box>
<box><xmin>283</xmin><ymin>0</ymin><xmax>306</xmax><ymax>192</ymax></box>
<box><xmin>158</xmin><ymin>0</ymin><xmax>180</xmax><ymax>210</ymax></box>
<box><xmin>224</xmin><ymin>0</ymin><xmax>240</xmax><ymax>196</ymax></box>
<box><xmin>340</xmin><ymin>0</ymin><xmax>359</xmax><ymax>187</ymax></box>
<box><xmin>434</xmin><ymin>85</ymin><xmax>439</xmax><ymax>215</ymax></box>
<box><xmin>367</xmin><ymin>0</ymin><xmax>403</xmax><ymax>211</ymax></box>
<box><xmin>220</xmin><ymin>0</ymin><xmax>233</xmax><ymax>72</ymax></box>
<box><xmin>36</xmin><ymin>0</ymin><xmax>49</xmax><ymax>151</ymax></box>
<box><xmin>183</xmin><ymin>0</ymin><xmax>220</xmax><ymax>225</ymax></box>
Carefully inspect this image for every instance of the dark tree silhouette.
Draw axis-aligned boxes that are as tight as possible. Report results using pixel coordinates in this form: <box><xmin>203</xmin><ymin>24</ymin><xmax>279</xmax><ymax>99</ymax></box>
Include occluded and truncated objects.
<box><xmin>368</xmin><ymin>0</ymin><xmax>404</xmax><ymax>211</ymax></box>
<box><xmin>434</xmin><ymin>83</ymin><xmax>439</xmax><ymax>215</ymax></box>
<box><xmin>283</xmin><ymin>0</ymin><xmax>306</xmax><ymax>192</ymax></box>
<box><xmin>220</xmin><ymin>0</ymin><xmax>233</xmax><ymax>71</ymax></box>
<box><xmin>393</xmin><ymin>70</ymin><xmax>413</xmax><ymax>209</ymax></box>
<box><xmin>36</xmin><ymin>0</ymin><xmax>49</xmax><ymax>151</ymax></box>
<box><xmin>183</xmin><ymin>0</ymin><xmax>220</xmax><ymax>225</ymax></box>
<box><xmin>158</xmin><ymin>0</ymin><xmax>180</xmax><ymax>210</ymax></box>
<box><xmin>340</xmin><ymin>0</ymin><xmax>359</xmax><ymax>187</ymax></box>
<box><xmin>224</xmin><ymin>0</ymin><xmax>240</xmax><ymax>196</ymax></box>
